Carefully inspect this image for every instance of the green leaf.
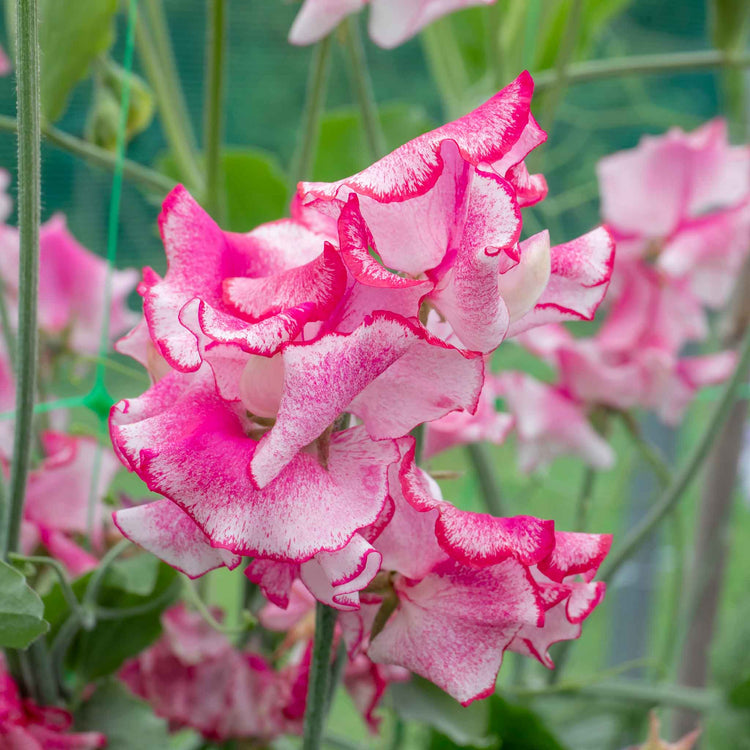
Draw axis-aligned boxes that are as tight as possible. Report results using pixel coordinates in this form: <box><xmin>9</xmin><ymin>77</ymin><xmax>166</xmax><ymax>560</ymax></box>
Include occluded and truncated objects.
<box><xmin>533</xmin><ymin>0</ymin><xmax>633</xmax><ymax>71</ymax></box>
<box><xmin>38</xmin><ymin>0</ymin><xmax>120</xmax><ymax>122</ymax></box>
<box><xmin>222</xmin><ymin>148</ymin><xmax>289</xmax><ymax>232</ymax></box>
<box><xmin>0</xmin><ymin>559</ymin><xmax>49</xmax><ymax>648</ymax></box>
<box><xmin>75</xmin><ymin>681</ymin><xmax>171</xmax><ymax>749</ymax></box>
<box><xmin>107</xmin><ymin>554</ymin><xmax>161</xmax><ymax>597</ymax></box>
<box><xmin>389</xmin><ymin>677</ymin><xmax>492</xmax><ymax>747</ymax></box>
<box><xmin>70</xmin><ymin>561</ymin><xmax>179</xmax><ymax>681</ymax></box>
<box><xmin>429</xmin><ymin>695</ymin><xmax>567</xmax><ymax>750</ymax></box>
<box><xmin>157</xmin><ymin>148</ymin><xmax>289</xmax><ymax>232</ymax></box>
<box><xmin>313</xmin><ymin>104</ymin><xmax>435</xmax><ymax>183</ymax></box>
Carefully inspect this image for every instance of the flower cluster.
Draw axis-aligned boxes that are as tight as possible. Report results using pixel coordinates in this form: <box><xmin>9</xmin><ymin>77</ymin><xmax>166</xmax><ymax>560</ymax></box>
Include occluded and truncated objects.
<box><xmin>289</xmin><ymin>0</ymin><xmax>496</xmax><ymax>49</ymax></box>
<box><xmin>111</xmin><ymin>73</ymin><xmax>614</xmax><ymax>709</ymax></box>
<box><xmin>426</xmin><ymin>119</ymin><xmax>750</xmax><ymax>472</ymax></box>
<box><xmin>0</xmin><ymin>178</ymin><xmax>137</xmax><ymax>572</ymax></box>
<box><xmin>0</xmin><ymin>658</ymin><xmax>105</xmax><ymax>749</ymax></box>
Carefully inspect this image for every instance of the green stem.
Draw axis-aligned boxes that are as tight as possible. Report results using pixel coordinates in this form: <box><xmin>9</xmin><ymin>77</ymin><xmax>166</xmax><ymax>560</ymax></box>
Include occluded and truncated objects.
<box><xmin>0</xmin><ymin>116</ymin><xmax>175</xmax><ymax>194</ymax></box>
<box><xmin>511</xmin><ymin>679</ymin><xmax>717</xmax><ymax>713</ymax></box>
<box><xmin>3</xmin><ymin>0</ymin><xmax>41</xmax><ymax>559</ymax></box>
<box><xmin>466</xmin><ymin>442</ymin><xmax>504</xmax><ymax>517</ymax></box>
<box><xmin>82</xmin><ymin>539</ymin><xmax>130</xmax><ymax>610</ymax></box>
<box><xmin>94</xmin><ymin>579</ymin><xmax>180</xmax><ymax>620</ymax></box>
<box><xmin>135</xmin><ymin>1</ymin><xmax>204</xmax><ymax>193</ymax></box>
<box><xmin>303</xmin><ymin>603</ymin><xmax>339</xmax><ymax>750</ymax></box>
<box><xmin>0</xmin><ymin>395</ymin><xmax>88</xmax><ymax>422</ymax></box>
<box><xmin>573</xmin><ymin>466</ymin><xmax>597</xmax><ymax>532</ymax></box>
<box><xmin>342</xmin><ymin>16</ymin><xmax>386</xmax><ymax>161</ymax></box>
<box><xmin>534</xmin><ymin>49</ymin><xmax>750</xmax><ymax>91</ymax></box>
<box><xmin>25</xmin><ymin>640</ymin><xmax>57</xmax><ymax>705</ymax></box>
<box><xmin>540</xmin><ymin>0</ymin><xmax>583</xmax><ymax>125</ymax></box>
<box><xmin>620</xmin><ymin>413</ymin><xmax>673</xmax><ymax>489</ymax></box>
<box><xmin>183</xmin><ymin>578</ymin><xmax>255</xmax><ymax>635</ymax></box>
<box><xmin>9</xmin><ymin>553</ymin><xmax>86</xmax><ymax>622</ymax></box>
<box><xmin>203</xmin><ymin>0</ymin><xmax>227</xmax><ymax>222</ymax></box>
<box><xmin>420</xmin><ymin>21</ymin><xmax>470</xmax><ymax>119</ymax></box>
<box><xmin>600</xmin><ymin>328</ymin><xmax>750</xmax><ymax>584</ymax></box>
<box><xmin>288</xmin><ymin>36</ymin><xmax>333</xmax><ymax>191</ymax></box>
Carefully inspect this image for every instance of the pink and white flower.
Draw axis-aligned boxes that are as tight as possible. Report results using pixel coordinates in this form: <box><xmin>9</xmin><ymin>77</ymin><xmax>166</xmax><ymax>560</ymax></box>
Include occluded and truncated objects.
<box><xmin>289</xmin><ymin>0</ymin><xmax>496</xmax><ymax>49</ymax></box>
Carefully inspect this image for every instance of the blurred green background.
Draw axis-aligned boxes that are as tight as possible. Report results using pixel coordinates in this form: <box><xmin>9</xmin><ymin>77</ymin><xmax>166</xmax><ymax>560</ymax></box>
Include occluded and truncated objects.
<box><xmin>0</xmin><ymin>0</ymin><xmax>748</xmax><ymax>748</ymax></box>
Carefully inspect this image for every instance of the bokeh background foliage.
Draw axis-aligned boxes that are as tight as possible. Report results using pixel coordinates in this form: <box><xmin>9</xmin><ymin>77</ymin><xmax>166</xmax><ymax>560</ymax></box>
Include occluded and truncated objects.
<box><xmin>0</xmin><ymin>0</ymin><xmax>748</xmax><ymax>748</ymax></box>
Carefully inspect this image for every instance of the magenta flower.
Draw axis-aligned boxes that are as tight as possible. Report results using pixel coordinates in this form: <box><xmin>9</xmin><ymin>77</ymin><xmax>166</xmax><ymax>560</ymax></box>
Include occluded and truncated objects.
<box><xmin>1</xmin><ymin>658</ymin><xmax>105</xmax><ymax>748</ymax></box>
<box><xmin>289</xmin><ymin>0</ymin><xmax>496</xmax><ymax>49</ymax></box>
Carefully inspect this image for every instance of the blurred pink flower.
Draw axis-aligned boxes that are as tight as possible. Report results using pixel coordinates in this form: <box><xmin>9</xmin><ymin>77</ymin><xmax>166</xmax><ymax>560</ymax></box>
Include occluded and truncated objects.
<box><xmin>21</xmin><ymin>432</ymin><xmax>120</xmax><ymax>576</ymax></box>
<box><xmin>598</xmin><ymin>119</ymin><xmax>750</xmax><ymax>311</ymax></box>
<box><xmin>0</xmin><ymin>215</ymin><xmax>139</xmax><ymax>355</ymax></box>
<box><xmin>121</xmin><ymin>604</ymin><xmax>302</xmax><ymax>742</ymax></box>
<box><xmin>289</xmin><ymin>0</ymin><xmax>495</xmax><ymax>49</ymax></box>
<box><xmin>1</xmin><ymin>658</ymin><xmax>105</xmax><ymax>749</ymax></box>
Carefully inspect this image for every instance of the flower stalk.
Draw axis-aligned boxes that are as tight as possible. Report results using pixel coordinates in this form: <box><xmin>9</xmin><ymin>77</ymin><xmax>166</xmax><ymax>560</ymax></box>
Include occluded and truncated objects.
<box><xmin>341</xmin><ymin>16</ymin><xmax>387</xmax><ymax>161</ymax></box>
<box><xmin>289</xmin><ymin>36</ymin><xmax>333</xmax><ymax>190</ymax></box>
<box><xmin>203</xmin><ymin>0</ymin><xmax>227</xmax><ymax>222</ymax></box>
<box><xmin>303</xmin><ymin>602</ymin><xmax>339</xmax><ymax>750</ymax></box>
<box><xmin>466</xmin><ymin>442</ymin><xmax>504</xmax><ymax>517</ymax></box>
<box><xmin>600</xmin><ymin>326</ymin><xmax>750</xmax><ymax>584</ymax></box>
<box><xmin>3</xmin><ymin>0</ymin><xmax>41</xmax><ymax>559</ymax></box>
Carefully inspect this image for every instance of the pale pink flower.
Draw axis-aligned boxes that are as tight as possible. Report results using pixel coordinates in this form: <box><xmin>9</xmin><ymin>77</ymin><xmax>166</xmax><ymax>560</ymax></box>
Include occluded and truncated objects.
<box><xmin>289</xmin><ymin>0</ymin><xmax>495</xmax><ymax>49</ymax></box>
<box><xmin>120</xmin><ymin>605</ymin><xmax>302</xmax><ymax>742</ymax></box>
<box><xmin>497</xmin><ymin>371</ymin><xmax>615</xmax><ymax>472</ymax></box>
<box><xmin>0</xmin><ymin>215</ymin><xmax>139</xmax><ymax>355</ymax></box>
<box><xmin>598</xmin><ymin>119</ymin><xmax>750</xmax><ymax>311</ymax></box>
<box><xmin>21</xmin><ymin>433</ymin><xmax>120</xmax><ymax>576</ymax></box>
<box><xmin>423</xmin><ymin>372</ymin><xmax>512</xmax><ymax>459</ymax></box>
<box><xmin>0</xmin><ymin>658</ymin><xmax>105</xmax><ymax>749</ymax></box>
<box><xmin>0</xmin><ymin>45</ymin><xmax>10</xmax><ymax>76</ymax></box>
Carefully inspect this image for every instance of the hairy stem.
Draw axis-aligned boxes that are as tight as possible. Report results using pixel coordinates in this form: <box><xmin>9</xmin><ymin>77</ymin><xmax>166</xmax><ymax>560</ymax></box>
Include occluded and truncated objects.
<box><xmin>288</xmin><ymin>36</ymin><xmax>333</xmax><ymax>191</ymax></box>
<box><xmin>342</xmin><ymin>16</ymin><xmax>386</xmax><ymax>161</ymax></box>
<box><xmin>303</xmin><ymin>603</ymin><xmax>339</xmax><ymax>750</ymax></box>
<box><xmin>203</xmin><ymin>0</ymin><xmax>227</xmax><ymax>221</ymax></box>
<box><xmin>3</xmin><ymin>0</ymin><xmax>41</xmax><ymax>559</ymax></box>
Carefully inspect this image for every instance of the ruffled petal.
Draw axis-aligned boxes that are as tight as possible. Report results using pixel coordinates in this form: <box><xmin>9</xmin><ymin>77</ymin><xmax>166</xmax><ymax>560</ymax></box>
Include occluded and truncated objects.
<box><xmin>300</xmin><ymin>534</ymin><xmax>382</xmax><ymax>611</ymax></box>
<box><xmin>113</xmin><ymin>499</ymin><xmax>241</xmax><ymax>579</ymax></box>
<box><xmin>399</xmin><ymin>443</ymin><xmax>556</xmax><ymax>566</ymax></box>
<box><xmin>250</xmin><ymin>313</ymin><xmax>482</xmax><ymax>487</ymax></box>
<box><xmin>223</xmin><ymin>243</ymin><xmax>347</xmax><ymax>323</ymax></box>
<box><xmin>288</xmin><ymin>0</ymin><xmax>365</xmax><ymax>45</ymax></box>
<box><xmin>368</xmin><ymin>557</ymin><xmax>543</xmax><ymax>705</ymax></box>
<box><xmin>111</xmin><ymin>370</ymin><xmax>398</xmax><ymax>562</ymax></box>
<box><xmin>300</xmin><ymin>72</ymin><xmax>537</xmax><ymax>204</ymax></box>
<box><xmin>507</xmin><ymin>227</ymin><xmax>615</xmax><ymax>337</ymax></box>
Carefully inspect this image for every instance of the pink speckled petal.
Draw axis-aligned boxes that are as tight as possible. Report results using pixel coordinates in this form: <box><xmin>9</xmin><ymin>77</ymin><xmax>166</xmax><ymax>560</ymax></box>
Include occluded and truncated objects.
<box><xmin>113</xmin><ymin>499</ymin><xmax>241</xmax><ymax>579</ymax></box>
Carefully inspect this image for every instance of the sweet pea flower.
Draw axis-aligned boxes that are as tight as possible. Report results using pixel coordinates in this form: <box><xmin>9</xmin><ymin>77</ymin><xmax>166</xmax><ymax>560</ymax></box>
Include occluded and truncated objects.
<box><xmin>362</xmin><ymin>449</ymin><xmax>610</xmax><ymax>704</ymax></box>
<box><xmin>300</xmin><ymin>73</ymin><xmax>613</xmax><ymax>356</ymax></box>
<box><xmin>423</xmin><ymin>372</ymin><xmax>513</xmax><ymax>460</ymax></box>
<box><xmin>598</xmin><ymin>119</ymin><xmax>750</xmax><ymax>311</ymax></box>
<box><xmin>21</xmin><ymin>432</ymin><xmax>120</xmax><ymax>576</ymax></box>
<box><xmin>289</xmin><ymin>0</ymin><xmax>495</xmax><ymax>49</ymax></box>
<box><xmin>0</xmin><ymin>214</ymin><xmax>139</xmax><ymax>355</ymax></box>
<box><xmin>120</xmin><ymin>604</ymin><xmax>302</xmax><ymax>742</ymax></box>
<box><xmin>1</xmin><ymin>657</ymin><xmax>105</xmax><ymax>749</ymax></box>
